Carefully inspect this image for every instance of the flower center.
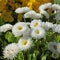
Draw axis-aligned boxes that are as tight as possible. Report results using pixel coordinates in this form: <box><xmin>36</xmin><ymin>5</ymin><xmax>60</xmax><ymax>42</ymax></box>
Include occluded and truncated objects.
<box><xmin>22</xmin><ymin>40</ymin><xmax>28</xmax><ymax>45</ymax></box>
<box><xmin>35</xmin><ymin>30</ymin><xmax>40</xmax><ymax>34</ymax></box>
<box><xmin>34</xmin><ymin>22</ymin><xmax>39</xmax><ymax>27</ymax></box>
<box><xmin>53</xmin><ymin>45</ymin><xmax>57</xmax><ymax>50</ymax></box>
<box><xmin>18</xmin><ymin>26</ymin><xmax>23</xmax><ymax>30</ymax></box>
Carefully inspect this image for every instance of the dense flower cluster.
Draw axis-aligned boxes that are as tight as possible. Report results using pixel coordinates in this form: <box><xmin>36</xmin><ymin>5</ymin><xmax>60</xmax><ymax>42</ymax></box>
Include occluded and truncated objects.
<box><xmin>1</xmin><ymin>2</ymin><xmax>60</xmax><ymax>60</ymax></box>
<box><xmin>1</xmin><ymin>19</ymin><xmax>60</xmax><ymax>59</ymax></box>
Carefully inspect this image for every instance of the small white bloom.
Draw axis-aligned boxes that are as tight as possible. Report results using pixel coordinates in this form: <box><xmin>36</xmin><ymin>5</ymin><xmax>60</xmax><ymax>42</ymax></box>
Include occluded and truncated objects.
<box><xmin>52</xmin><ymin>25</ymin><xmax>60</xmax><ymax>33</ymax></box>
<box><xmin>15</xmin><ymin>7</ymin><xmax>30</xmax><ymax>13</ymax></box>
<box><xmin>18</xmin><ymin>37</ymin><xmax>32</xmax><ymax>51</ymax></box>
<box><xmin>45</xmin><ymin>22</ymin><xmax>53</xmax><ymax>29</ymax></box>
<box><xmin>42</xmin><ymin>22</ymin><xmax>54</xmax><ymax>30</ymax></box>
<box><xmin>0</xmin><ymin>24</ymin><xmax>12</xmax><ymax>32</ymax></box>
<box><xmin>30</xmin><ymin>19</ymin><xmax>42</xmax><ymax>29</ymax></box>
<box><xmin>12</xmin><ymin>22</ymin><xmax>28</xmax><ymax>37</ymax></box>
<box><xmin>55</xmin><ymin>12</ymin><xmax>60</xmax><ymax>20</ymax></box>
<box><xmin>52</xmin><ymin>4</ymin><xmax>60</xmax><ymax>11</ymax></box>
<box><xmin>35</xmin><ymin>13</ymin><xmax>42</xmax><ymax>18</ymax></box>
<box><xmin>48</xmin><ymin>42</ymin><xmax>58</xmax><ymax>53</ymax></box>
<box><xmin>52</xmin><ymin>53</ymin><xmax>59</xmax><ymax>59</ymax></box>
<box><xmin>31</xmin><ymin>27</ymin><xmax>46</xmax><ymax>39</ymax></box>
<box><xmin>52</xmin><ymin>24</ymin><xmax>57</xmax><ymax>31</ymax></box>
<box><xmin>39</xmin><ymin>3</ymin><xmax>52</xmax><ymax>11</ymax></box>
<box><xmin>3</xmin><ymin>43</ymin><xmax>19</xmax><ymax>59</ymax></box>
<box><xmin>57</xmin><ymin>43</ymin><xmax>60</xmax><ymax>53</ymax></box>
<box><xmin>40</xmin><ymin>11</ymin><xmax>49</xmax><ymax>18</ymax></box>
<box><xmin>24</xmin><ymin>10</ymin><xmax>42</xmax><ymax>19</ymax></box>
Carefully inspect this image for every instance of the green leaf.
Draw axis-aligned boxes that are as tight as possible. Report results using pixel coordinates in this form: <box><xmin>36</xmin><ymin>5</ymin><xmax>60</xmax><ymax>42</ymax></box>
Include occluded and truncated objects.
<box><xmin>0</xmin><ymin>17</ymin><xmax>4</xmax><ymax>26</ymax></box>
<box><xmin>32</xmin><ymin>53</ymin><xmax>36</xmax><ymax>60</ymax></box>
<box><xmin>34</xmin><ymin>50</ymin><xmax>39</xmax><ymax>56</ymax></box>
<box><xmin>17</xmin><ymin>52</ymin><xmax>24</xmax><ymax>60</ymax></box>
<box><xmin>5</xmin><ymin>31</ymin><xmax>14</xmax><ymax>42</ymax></box>
<box><xmin>41</xmin><ymin>55</ymin><xmax>46</xmax><ymax>60</ymax></box>
<box><xmin>56</xmin><ymin>34</ymin><xmax>60</xmax><ymax>42</ymax></box>
<box><xmin>27</xmin><ymin>54</ymin><xmax>32</xmax><ymax>60</ymax></box>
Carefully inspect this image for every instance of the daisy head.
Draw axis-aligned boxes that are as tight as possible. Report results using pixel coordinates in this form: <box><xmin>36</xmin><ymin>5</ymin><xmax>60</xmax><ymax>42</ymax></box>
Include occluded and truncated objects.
<box><xmin>48</xmin><ymin>42</ymin><xmax>58</xmax><ymax>53</ymax></box>
<box><xmin>18</xmin><ymin>37</ymin><xmax>32</xmax><ymax>51</ymax></box>
<box><xmin>15</xmin><ymin>7</ymin><xmax>30</xmax><ymax>13</ymax></box>
<box><xmin>52</xmin><ymin>4</ymin><xmax>60</xmax><ymax>11</ymax></box>
<box><xmin>45</xmin><ymin>22</ymin><xmax>53</xmax><ymax>30</ymax></box>
<box><xmin>12</xmin><ymin>22</ymin><xmax>28</xmax><ymax>37</ymax></box>
<box><xmin>57</xmin><ymin>43</ymin><xmax>60</xmax><ymax>54</ymax></box>
<box><xmin>39</xmin><ymin>3</ymin><xmax>52</xmax><ymax>11</ymax></box>
<box><xmin>55</xmin><ymin>12</ymin><xmax>60</xmax><ymax>21</ymax></box>
<box><xmin>0</xmin><ymin>24</ymin><xmax>13</xmax><ymax>32</ymax></box>
<box><xmin>52</xmin><ymin>53</ymin><xmax>59</xmax><ymax>59</ymax></box>
<box><xmin>31</xmin><ymin>27</ymin><xmax>46</xmax><ymax>39</ymax></box>
<box><xmin>30</xmin><ymin>19</ymin><xmax>42</xmax><ymax>29</ymax></box>
<box><xmin>52</xmin><ymin>25</ymin><xmax>60</xmax><ymax>33</ymax></box>
<box><xmin>3</xmin><ymin>43</ymin><xmax>19</xmax><ymax>59</ymax></box>
<box><xmin>24</xmin><ymin>10</ymin><xmax>36</xmax><ymax>18</ymax></box>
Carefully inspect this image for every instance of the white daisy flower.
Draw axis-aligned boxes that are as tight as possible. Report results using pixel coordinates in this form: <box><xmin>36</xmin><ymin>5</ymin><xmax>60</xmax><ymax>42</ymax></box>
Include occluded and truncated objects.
<box><xmin>40</xmin><ymin>11</ymin><xmax>49</xmax><ymax>18</ymax></box>
<box><xmin>55</xmin><ymin>12</ymin><xmax>60</xmax><ymax>20</ymax></box>
<box><xmin>15</xmin><ymin>7</ymin><xmax>30</xmax><ymax>13</ymax></box>
<box><xmin>31</xmin><ymin>27</ymin><xmax>46</xmax><ymax>39</ymax></box>
<box><xmin>42</xmin><ymin>22</ymin><xmax>54</xmax><ymax>30</ymax></box>
<box><xmin>52</xmin><ymin>4</ymin><xmax>60</xmax><ymax>11</ymax></box>
<box><xmin>52</xmin><ymin>24</ymin><xmax>57</xmax><ymax>31</ymax></box>
<box><xmin>48</xmin><ymin>42</ymin><xmax>58</xmax><ymax>53</ymax></box>
<box><xmin>35</xmin><ymin>13</ymin><xmax>42</xmax><ymax>18</ymax></box>
<box><xmin>18</xmin><ymin>37</ymin><xmax>32</xmax><ymax>51</ymax></box>
<box><xmin>52</xmin><ymin>25</ymin><xmax>60</xmax><ymax>33</ymax></box>
<box><xmin>45</xmin><ymin>22</ymin><xmax>53</xmax><ymax>29</ymax></box>
<box><xmin>0</xmin><ymin>24</ymin><xmax>12</xmax><ymax>32</ymax></box>
<box><xmin>24</xmin><ymin>10</ymin><xmax>42</xmax><ymax>19</ymax></box>
<box><xmin>3</xmin><ymin>43</ymin><xmax>19</xmax><ymax>59</ymax></box>
<box><xmin>57</xmin><ymin>43</ymin><xmax>60</xmax><ymax>53</ymax></box>
<box><xmin>12</xmin><ymin>22</ymin><xmax>28</xmax><ymax>37</ymax></box>
<box><xmin>30</xmin><ymin>19</ymin><xmax>42</xmax><ymax>29</ymax></box>
<box><xmin>52</xmin><ymin>53</ymin><xmax>59</xmax><ymax>59</ymax></box>
<box><xmin>39</xmin><ymin>3</ymin><xmax>52</xmax><ymax>11</ymax></box>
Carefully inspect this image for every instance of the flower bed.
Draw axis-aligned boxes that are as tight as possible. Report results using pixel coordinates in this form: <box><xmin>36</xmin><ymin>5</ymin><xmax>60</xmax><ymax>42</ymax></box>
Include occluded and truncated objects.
<box><xmin>1</xmin><ymin>1</ymin><xmax>60</xmax><ymax>60</ymax></box>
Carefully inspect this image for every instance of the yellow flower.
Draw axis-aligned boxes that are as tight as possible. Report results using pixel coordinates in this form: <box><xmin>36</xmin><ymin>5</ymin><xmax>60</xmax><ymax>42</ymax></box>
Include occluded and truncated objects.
<box><xmin>2</xmin><ymin>11</ymin><xmax>14</xmax><ymax>22</ymax></box>
<box><xmin>43</xmin><ymin>0</ymin><xmax>54</xmax><ymax>3</ymax></box>
<box><xmin>18</xmin><ymin>14</ymin><xmax>23</xmax><ymax>22</ymax></box>
<box><xmin>19</xmin><ymin>0</ymin><xmax>30</xmax><ymax>7</ymax></box>
<box><xmin>27</xmin><ymin>0</ymin><xmax>54</xmax><ymax>12</ymax></box>
<box><xmin>0</xmin><ymin>0</ymin><xmax>8</xmax><ymax>11</ymax></box>
<box><xmin>14</xmin><ymin>3</ymin><xmax>21</xmax><ymax>9</ymax></box>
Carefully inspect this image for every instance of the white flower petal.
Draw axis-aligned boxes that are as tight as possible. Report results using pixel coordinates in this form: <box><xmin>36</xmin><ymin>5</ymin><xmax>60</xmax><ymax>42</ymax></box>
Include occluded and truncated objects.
<box><xmin>18</xmin><ymin>37</ymin><xmax>32</xmax><ymax>51</ymax></box>
<box><xmin>0</xmin><ymin>24</ymin><xmax>12</xmax><ymax>32</ymax></box>
<box><xmin>31</xmin><ymin>27</ymin><xmax>46</xmax><ymax>39</ymax></box>
<box><xmin>15</xmin><ymin>7</ymin><xmax>30</xmax><ymax>13</ymax></box>
<box><xmin>3</xmin><ymin>43</ymin><xmax>19</xmax><ymax>59</ymax></box>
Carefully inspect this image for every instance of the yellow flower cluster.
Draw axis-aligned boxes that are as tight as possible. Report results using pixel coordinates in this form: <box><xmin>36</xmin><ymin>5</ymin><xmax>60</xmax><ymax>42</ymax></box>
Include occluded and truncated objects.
<box><xmin>28</xmin><ymin>0</ymin><xmax>54</xmax><ymax>12</ymax></box>
<box><xmin>0</xmin><ymin>0</ymin><xmax>54</xmax><ymax>23</ymax></box>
